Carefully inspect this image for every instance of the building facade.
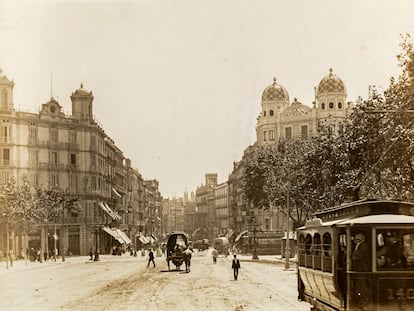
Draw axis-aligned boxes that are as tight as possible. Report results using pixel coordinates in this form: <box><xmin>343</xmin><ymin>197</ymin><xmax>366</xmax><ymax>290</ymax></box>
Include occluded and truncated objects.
<box><xmin>0</xmin><ymin>69</ymin><xmax>161</xmax><ymax>258</ymax></box>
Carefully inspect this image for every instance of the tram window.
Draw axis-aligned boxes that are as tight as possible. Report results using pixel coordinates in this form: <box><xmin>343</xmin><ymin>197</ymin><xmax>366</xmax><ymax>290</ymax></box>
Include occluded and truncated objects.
<box><xmin>323</xmin><ymin>232</ymin><xmax>332</xmax><ymax>257</ymax></box>
<box><xmin>376</xmin><ymin>230</ymin><xmax>414</xmax><ymax>270</ymax></box>
<box><xmin>313</xmin><ymin>233</ymin><xmax>321</xmax><ymax>255</ymax></box>
<box><xmin>322</xmin><ymin>232</ymin><xmax>333</xmax><ymax>273</ymax></box>
<box><xmin>298</xmin><ymin>234</ymin><xmax>306</xmax><ymax>266</ymax></box>
<box><xmin>305</xmin><ymin>234</ymin><xmax>312</xmax><ymax>254</ymax></box>
<box><xmin>313</xmin><ymin>233</ymin><xmax>322</xmax><ymax>270</ymax></box>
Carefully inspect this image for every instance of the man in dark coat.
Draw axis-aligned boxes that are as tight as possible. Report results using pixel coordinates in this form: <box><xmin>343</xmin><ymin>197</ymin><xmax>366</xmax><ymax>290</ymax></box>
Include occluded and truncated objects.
<box><xmin>351</xmin><ymin>232</ymin><xmax>370</xmax><ymax>308</ymax></box>
<box><xmin>147</xmin><ymin>249</ymin><xmax>156</xmax><ymax>268</ymax></box>
<box><xmin>232</xmin><ymin>254</ymin><xmax>241</xmax><ymax>280</ymax></box>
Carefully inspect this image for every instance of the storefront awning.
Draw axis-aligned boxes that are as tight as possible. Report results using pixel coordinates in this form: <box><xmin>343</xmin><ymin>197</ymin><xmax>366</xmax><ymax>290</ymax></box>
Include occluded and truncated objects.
<box><xmin>117</xmin><ymin>229</ymin><xmax>132</xmax><ymax>245</ymax></box>
<box><xmin>102</xmin><ymin>226</ymin><xmax>117</xmax><ymax>239</ymax></box>
<box><xmin>226</xmin><ymin>229</ymin><xmax>234</xmax><ymax>239</ymax></box>
<box><xmin>112</xmin><ymin>188</ymin><xmax>122</xmax><ymax>198</ymax></box>
<box><xmin>234</xmin><ymin>230</ymin><xmax>248</xmax><ymax>243</ymax></box>
<box><xmin>102</xmin><ymin>227</ymin><xmax>125</xmax><ymax>244</ymax></box>
<box><xmin>103</xmin><ymin>202</ymin><xmax>122</xmax><ymax>221</ymax></box>
<box><xmin>98</xmin><ymin>202</ymin><xmax>121</xmax><ymax>221</ymax></box>
<box><xmin>135</xmin><ymin>235</ymin><xmax>150</xmax><ymax>244</ymax></box>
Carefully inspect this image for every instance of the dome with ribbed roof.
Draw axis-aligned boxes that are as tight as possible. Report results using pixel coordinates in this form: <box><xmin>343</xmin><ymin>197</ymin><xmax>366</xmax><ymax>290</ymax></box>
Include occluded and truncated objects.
<box><xmin>317</xmin><ymin>68</ymin><xmax>346</xmax><ymax>94</ymax></box>
<box><xmin>262</xmin><ymin>77</ymin><xmax>290</xmax><ymax>102</ymax></box>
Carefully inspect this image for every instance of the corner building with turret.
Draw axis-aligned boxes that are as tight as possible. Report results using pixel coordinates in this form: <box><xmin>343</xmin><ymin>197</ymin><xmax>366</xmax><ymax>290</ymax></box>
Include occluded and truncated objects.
<box><xmin>0</xmin><ymin>69</ymin><xmax>161</xmax><ymax>259</ymax></box>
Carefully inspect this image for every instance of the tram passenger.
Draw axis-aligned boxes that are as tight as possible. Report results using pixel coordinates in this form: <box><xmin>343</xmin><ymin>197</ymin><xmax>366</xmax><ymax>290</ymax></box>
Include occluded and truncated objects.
<box><xmin>377</xmin><ymin>232</ymin><xmax>406</xmax><ymax>268</ymax></box>
<box><xmin>352</xmin><ymin>233</ymin><xmax>369</xmax><ymax>271</ymax></box>
<box><xmin>351</xmin><ymin>232</ymin><xmax>370</xmax><ymax>308</ymax></box>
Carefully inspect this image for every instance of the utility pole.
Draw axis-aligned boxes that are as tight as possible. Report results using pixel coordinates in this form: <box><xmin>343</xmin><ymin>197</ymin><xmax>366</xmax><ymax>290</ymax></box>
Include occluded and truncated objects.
<box><xmin>285</xmin><ymin>191</ymin><xmax>290</xmax><ymax>270</ymax></box>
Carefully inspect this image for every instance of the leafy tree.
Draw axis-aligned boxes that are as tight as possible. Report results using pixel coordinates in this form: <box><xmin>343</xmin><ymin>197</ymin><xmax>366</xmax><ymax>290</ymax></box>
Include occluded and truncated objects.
<box><xmin>243</xmin><ymin>35</ymin><xmax>414</xmax><ymax>225</ymax></box>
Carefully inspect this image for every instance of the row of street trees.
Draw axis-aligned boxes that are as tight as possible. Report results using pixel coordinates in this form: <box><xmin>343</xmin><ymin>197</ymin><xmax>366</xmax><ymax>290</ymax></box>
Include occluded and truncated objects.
<box><xmin>243</xmin><ymin>35</ymin><xmax>414</xmax><ymax>228</ymax></box>
<box><xmin>0</xmin><ymin>179</ymin><xmax>78</xmax><ymax>268</ymax></box>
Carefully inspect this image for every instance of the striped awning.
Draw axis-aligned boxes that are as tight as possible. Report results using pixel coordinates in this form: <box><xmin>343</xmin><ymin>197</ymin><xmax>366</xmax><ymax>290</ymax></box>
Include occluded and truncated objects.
<box><xmin>98</xmin><ymin>202</ymin><xmax>122</xmax><ymax>221</ymax></box>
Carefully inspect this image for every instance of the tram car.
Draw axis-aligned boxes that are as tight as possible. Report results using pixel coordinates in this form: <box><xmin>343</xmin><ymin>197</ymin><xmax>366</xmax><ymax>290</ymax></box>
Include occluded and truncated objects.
<box><xmin>296</xmin><ymin>199</ymin><xmax>414</xmax><ymax>311</ymax></box>
<box><xmin>165</xmin><ymin>231</ymin><xmax>190</xmax><ymax>270</ymax></box>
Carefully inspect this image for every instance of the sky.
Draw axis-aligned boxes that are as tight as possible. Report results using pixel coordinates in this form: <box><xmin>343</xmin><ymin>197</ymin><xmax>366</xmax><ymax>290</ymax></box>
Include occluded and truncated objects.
<box><xmin>1</xmin><ymin>0</ymin><xmax>414</xmax><ymax>198</ymax></box>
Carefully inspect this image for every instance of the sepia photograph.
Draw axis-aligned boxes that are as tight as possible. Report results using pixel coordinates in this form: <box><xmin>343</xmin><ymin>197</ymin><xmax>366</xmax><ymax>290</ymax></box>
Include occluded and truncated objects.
<box><xmin>1</xmin><ymin>0</ymin><xmax>414</xmax><ymax>310</ymax></box>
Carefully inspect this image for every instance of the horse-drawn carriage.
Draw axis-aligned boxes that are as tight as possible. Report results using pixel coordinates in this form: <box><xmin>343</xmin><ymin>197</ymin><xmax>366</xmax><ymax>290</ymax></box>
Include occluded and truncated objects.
<box><xmin>166</xmin><ymin>231</ymin><xmax>192</xmax><ymax>272</ymax></box>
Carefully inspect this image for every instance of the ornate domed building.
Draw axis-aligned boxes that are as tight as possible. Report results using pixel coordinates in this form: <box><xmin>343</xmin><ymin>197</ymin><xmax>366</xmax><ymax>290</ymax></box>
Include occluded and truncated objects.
<box><xmin>256</xmin><ymin>69</ymin><xmax>352</xmax><ymax>147</ymax></box>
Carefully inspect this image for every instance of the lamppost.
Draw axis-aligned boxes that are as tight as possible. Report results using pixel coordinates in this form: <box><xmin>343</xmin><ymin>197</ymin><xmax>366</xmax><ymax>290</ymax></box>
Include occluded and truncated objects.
<box><xmin>90</xmin><ymin>225</ymin><xmax>100</xmax><ymax>261</ymax></box>
<box><xmin>285</xmin><ymin>191</ymin><xmax>291</xmax><ymax>270</ymax></box>
<box><xmin>251</xmin><ymin>216</ymin><xmax>259</xmax><ymax>260</ymax></box>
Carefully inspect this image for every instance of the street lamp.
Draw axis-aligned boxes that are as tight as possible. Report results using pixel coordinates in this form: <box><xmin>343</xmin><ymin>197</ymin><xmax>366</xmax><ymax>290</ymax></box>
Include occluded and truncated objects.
<box><xmin>285</xmin><ymin>192</ymin><xmax>291</xmax><ymax>270</ymax></box>
<box><xmin>90</xmin><ymin>225</ymin><xmax>100</xmax><ymax>261</ymax></box>
<box><xmin>251</xmin><ymin>216</ymin><xmax>259</xmax><ymax>260</ymax></box>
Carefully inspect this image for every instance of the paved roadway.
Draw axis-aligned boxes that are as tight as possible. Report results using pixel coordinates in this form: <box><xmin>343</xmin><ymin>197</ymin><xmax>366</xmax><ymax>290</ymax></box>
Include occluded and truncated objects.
<box><xmin>0</xmin><ymin>250</ymin><xmax>310</xmax><ymax>311</ymax></box>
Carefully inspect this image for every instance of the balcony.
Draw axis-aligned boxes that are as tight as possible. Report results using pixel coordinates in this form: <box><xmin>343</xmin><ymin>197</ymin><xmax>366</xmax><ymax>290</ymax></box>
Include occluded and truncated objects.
<box><xmin>0</xmin><ymin>160</ymin><xmax>16</xmax><ymax>167</ymax></box>
<box><xmin>37</xmin><ymin>162</ymin><xmax>65</xmax><ymax>170</ymax></box>
<box><xmin>0</xmin><ymin>137</ymin><xmax>15</xmax><ymax>144</ymax></box>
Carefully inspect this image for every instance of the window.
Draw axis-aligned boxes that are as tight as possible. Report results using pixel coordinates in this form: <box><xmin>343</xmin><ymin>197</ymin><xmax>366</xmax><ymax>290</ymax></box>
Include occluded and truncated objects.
<box><xmin>263</xmin><ymin>131</ymin><xmax>267</xmax><ymax>141</ymax></box>
<box><xmin>321</xmin><ymin>103</ymin><xmax>325</xmax><ymax>110</ymax></box>
<box><xmin>51</xmin><ymin>152</ymin><xmax>58</xmax><ymax>168</ymax></box>
<box><xmin>69</xmin><ymin>175</ymin><xmax>77</xmax><ymax>192</ymax></box>
<box><xmin>1</xmin><ymin>90</ymin><xmax>7</xmax><ymax>110</ymax></box>
<box><xmin>338</xmin><ymin>102</ymin><xmax>342</xmax><ymax>109</ymax></box>
<box><xmin>264</xmin><ymin>218</ymin><xmax>270</xmax><ymax>230</ymax></box>
<box><xmin>70</xmin><ymin>153</ymin><xmax>76</xmax><ymax>165</ymax></box>
<box><xmin>31</xmin><ymin>172</ymin><xmax>39</xmax><ymax>187</ymax></box>
<box><xmin>323</xmin><ymin>232</ymin><xmax>333</xmax><ymax>272</ymax></box>
<box><xmin>29</xmin><ymin>150</ymin><xmax>38</xmax><ymax>165</ymax></box>
<box><xmin>269</xmin><ymin>130</ymin><xmax>275</xmax><ymax>141</ymax></box>
<box><xmin>2</xmin><ymin>148</ymin><xmax>10</xmax><ymax>165</ymax></box>
<box><xmin>2</xmin><ymin>126</ymin><xmax>10</xmax><ymax>143</ymax></box>
<box><xmin>69</xmin><ymin>132</ymin><xmax>77</xmax><ymax>144</ymax></box>
<box><xmin>50</xmin><ymin>128</ymin><xmax>58</xmax><ymax>142</ymax></box>
<box><xmin>285</xmin><ymin>127</ymin><xmax>292</xmax><ymax>139</ymax></box>
<box><xmin>301</xmin><ymin>125</ymin><xmax>308</xmax><ymax>139</ymax></box>
<box><xmin>50</xmin><ymin>173</ymin><xmax>59</xmax><ymax>186</ymax></box>
<box><xmin>269</xmin><ymin>110</ymin><xmax>274</xmax><ymax>116</ymax></box>
<box><xmin>376</xmin><ymin>229</ymin><xmax>414</xmax><ymax>271</ymax></box>
<box><xmin>313</xmin><ymin>233</ymin><xmax>322</xmax><ymax>270</ymax></box>
<box><xmin>263</xmin><ymin>111</ymin><xmax>266</xmax><ymax>117</ymax></box>
<box><xmin>29</xmin><ymin>128</ymin><xmax>37</xmax><ymax>143</ymax></box>
<box><xmin>329</xmin><ymin>102</ymin><xmax>334</xmax><ymax>109</ymax></box>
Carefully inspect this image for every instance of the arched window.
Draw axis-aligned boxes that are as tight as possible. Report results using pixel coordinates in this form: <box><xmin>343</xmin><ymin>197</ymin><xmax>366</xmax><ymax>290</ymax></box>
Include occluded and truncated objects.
<box><xmin>263</xmin><ymin>111</ymin><xmax>266</xmax><ymax>117</ymax></box>
<box><xmin>305</xmin><ymin>234</ymin><xmax>313</xmax><ymax>268</ymax></box>
<box><xmin>329</xmin><ymin>102</ymin><xmax>334</xmax><ymax>109</ymax></box>
<box><xmin>298</xmin><ymin>234</ymin><xmax>306</xmax><ymax>266</ymax></box>
<box><xmin>313</xmin><ymin>233</ymin><xmax>322</xmax><ymax>270</ymax></box>
<box><xmin>338</xmin><ymin>102</ymin><xmax>342</xmax><ymax>109</ymax></box>
<box><xmin>323</xmin><ymin>232</ymin><xmax>333</xmax><ymax>272</ymax></box>
<box><xmin>269</xmin><ymin>110</ymin><xmax>274</xmax><ymax>116</ymax></box>
<box><xmin>321</xmin><ymin>103</ymin><xmax>325</xmax><ymax>110</ymax></box>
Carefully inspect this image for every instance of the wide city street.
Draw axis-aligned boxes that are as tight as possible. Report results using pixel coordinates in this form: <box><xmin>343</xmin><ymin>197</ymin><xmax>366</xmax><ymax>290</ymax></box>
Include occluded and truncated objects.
<box><xmin>0</xmin><ymin>249</ymin><xmax>310</xmax><ymax>311</ymax></box>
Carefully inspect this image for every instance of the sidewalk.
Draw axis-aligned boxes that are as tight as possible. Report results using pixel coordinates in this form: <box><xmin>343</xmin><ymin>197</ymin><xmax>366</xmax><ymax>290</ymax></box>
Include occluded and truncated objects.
<box><xmin>230</xmin><ymin>253</ymin><xmax>297</xmax><ymax>266</ymax></box>
<box><xmin>0</xmin><ymin>253</ymin><xmax>143</xmax><ymax>274</ymax></box>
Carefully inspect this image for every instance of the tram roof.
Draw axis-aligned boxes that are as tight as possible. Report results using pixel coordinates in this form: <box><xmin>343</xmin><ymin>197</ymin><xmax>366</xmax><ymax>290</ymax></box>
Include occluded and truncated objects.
<box><xmin>299</xmin><ymin>214</ymin><xmax>414</xmax><ymax>230</ymax></box>
<box><xmin>313</xmin><ymin>199</ymin><xmax>414</xmax><ymax>222</ymax></box>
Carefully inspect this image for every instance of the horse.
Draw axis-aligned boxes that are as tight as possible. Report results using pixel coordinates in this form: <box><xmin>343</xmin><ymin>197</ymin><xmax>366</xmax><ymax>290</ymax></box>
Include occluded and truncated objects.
<box><xmin>183</xmin><ymin>248</ymin><xmax>193</xmax><ymax>273</ymax></box>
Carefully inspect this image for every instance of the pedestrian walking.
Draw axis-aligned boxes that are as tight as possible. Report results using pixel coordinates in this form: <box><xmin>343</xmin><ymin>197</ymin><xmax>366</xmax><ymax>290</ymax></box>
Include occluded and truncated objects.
<box><xmin>232</xmin><ymin>254</ymin><xmax>241</xmax><ymax>280</ymax></box>
<box><xmin>147</xmin><ymin>249</ymin><xmax>156</xmax><ymax>268</ymax></box>
<box><xmin>89</xmin><ymin>248</ymin><xmax>93</xmax><ymax>261</ymax></box>
<box><xmin>212</xmin><ymin>248</ymin><xmax>218</xmax><ymax>264</ymax></box>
